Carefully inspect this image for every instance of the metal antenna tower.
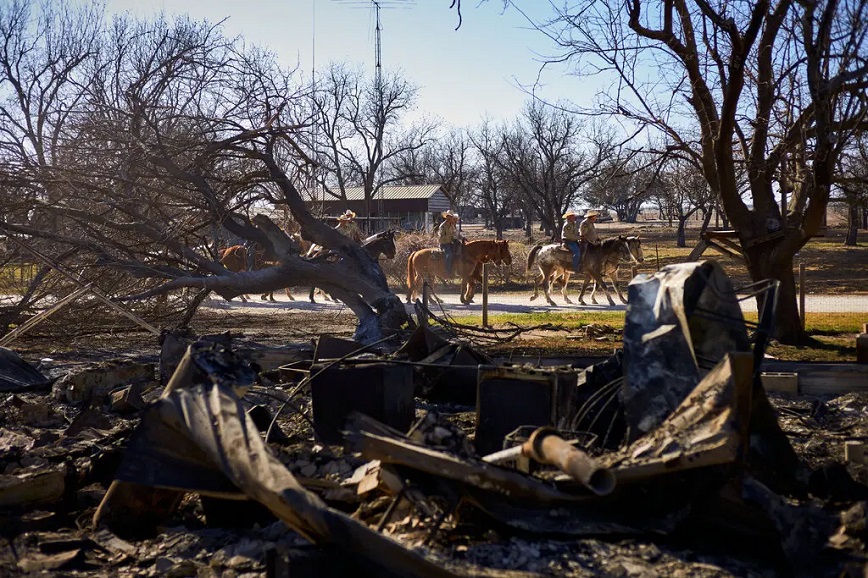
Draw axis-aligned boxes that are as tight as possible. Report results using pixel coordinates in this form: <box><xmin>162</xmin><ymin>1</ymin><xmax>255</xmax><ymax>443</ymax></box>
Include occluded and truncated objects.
<box><xmin>333</xmin><ymin>0</ymin><xmax>415</xmax><ymax>230</ymax></box>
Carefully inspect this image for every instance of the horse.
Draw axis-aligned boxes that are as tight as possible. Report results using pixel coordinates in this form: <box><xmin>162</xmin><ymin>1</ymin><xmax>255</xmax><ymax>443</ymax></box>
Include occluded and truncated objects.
<box><xmin>307</xmin><ymin>229</ymin><xmax>399</xmax><ymax>303</ymax></box>
<box><xmin>526</xmin><ymin>236</ymin><xmax>644</xmax><ymax>306</ymax></box>
<box><xmin>406</xmin><ymin>239</ymin><xmax>512</xmax><ymax>304</ymax></box>
<box><xmin>219</xmin><ymin>231</ymin><xmax>312</xmax><ymax>302</ymax></box>
<box><xmin>218</xmin><ymin>245</ymin><xmax>284</xmax><ymax>303</ymax></box>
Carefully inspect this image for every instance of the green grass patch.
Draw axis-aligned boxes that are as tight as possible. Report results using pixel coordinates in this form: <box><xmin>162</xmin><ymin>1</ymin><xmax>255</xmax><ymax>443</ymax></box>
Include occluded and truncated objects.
<box><xmin>458</xmin><ymin>311</ymin><xmax>627</xmax><ymax>330</ymax></box>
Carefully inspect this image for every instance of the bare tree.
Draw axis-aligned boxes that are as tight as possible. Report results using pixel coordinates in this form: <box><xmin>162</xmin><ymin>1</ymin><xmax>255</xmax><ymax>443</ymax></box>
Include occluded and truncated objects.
<box><xmin>0</xmin><ymin>5</ymin><xmax>411</xmax><ymax>343</ymax></box>
<box><xmin>838</xmin><ymin>137</ymin><xmax>868</xmax><ymax>246</ymax></box>
<box><xmin>309</xmin><ymin>62</ymin><xmax>436</xmax><ymax>230</ymax></box>
<box><xmin>656</xmin><ymin>158</ymin><xmax>717</xmax><ymax>247</ymax></box>
<box><xmin>390</xmin><ymin>127</ymin><xmax>475</xmax><ymax>224</ymax></box>
<box><xmin>498</xmin><ymin>100</ymin><xmax>605</xmax><ymax>236</ymax></box>
<box><xmin>516</xmin><ymin>0</ymin><xmax>868</xmax><ymax>342</ymax></box>
<box><xmin>583</xmin><ymin>154</ymin><xmax>654</xmax><ymax>224</ymax></box>
<box><xmin>467</xmin><ymin>119</ymin><xmax>517</xmax><ymax>239</ymax></box>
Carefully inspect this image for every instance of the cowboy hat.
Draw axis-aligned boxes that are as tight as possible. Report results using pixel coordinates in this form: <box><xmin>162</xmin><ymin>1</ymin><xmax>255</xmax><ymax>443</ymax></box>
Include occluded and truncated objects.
<box><xmin>584</xmin><ymin>210</ymin><xmax>601</xmax><ymax>218</ymax></box>
<box><xmin>562</xmin><ymin>210</ymin><xmax>577</xmax><ymax>219</ymax></box>
<box><xmin>337</xmin><ymin>210</ymin><xmax>356</xmax><ymax>221</ymax></box>
<box><xmin>441</xmin><ymin>209</ymin><xmax>459</xmax><ymax>220</ymax></box>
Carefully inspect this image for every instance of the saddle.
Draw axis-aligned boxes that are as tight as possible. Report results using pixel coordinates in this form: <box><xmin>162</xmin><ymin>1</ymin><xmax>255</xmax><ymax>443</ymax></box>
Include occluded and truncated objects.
<box><xmin>435</xmin><ymin>240</ymin><xmax>464</xmax><ymax>259</ymax></box>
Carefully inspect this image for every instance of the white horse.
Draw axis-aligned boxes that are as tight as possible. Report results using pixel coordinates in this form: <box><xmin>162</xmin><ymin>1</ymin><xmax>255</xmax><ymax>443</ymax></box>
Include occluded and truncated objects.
<box><xmin>526</xmin><ymin>236</ymin><xmax>644</xmax><ymax>306</ymax></box>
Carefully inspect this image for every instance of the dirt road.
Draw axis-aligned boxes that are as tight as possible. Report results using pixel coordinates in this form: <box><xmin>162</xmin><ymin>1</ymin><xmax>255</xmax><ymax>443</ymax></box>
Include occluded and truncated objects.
<box><xmin>203</xmin><ymin>289</ymin><xmax>868</xmax><ymax>316</ymax></box>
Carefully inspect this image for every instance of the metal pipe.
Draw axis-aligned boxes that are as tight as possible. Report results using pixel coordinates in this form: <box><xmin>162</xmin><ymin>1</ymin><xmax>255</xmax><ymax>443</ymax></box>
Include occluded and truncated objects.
<box><xmin>524</xmin><ymin>428</ymin><xmax>616</xmax><ymax>496</ymax></box>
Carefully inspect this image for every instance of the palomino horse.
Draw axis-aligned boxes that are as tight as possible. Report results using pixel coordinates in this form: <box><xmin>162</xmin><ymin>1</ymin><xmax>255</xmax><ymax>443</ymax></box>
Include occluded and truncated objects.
<box><xmin>526</xmin><ymin>236</ymin><xmax>644</xmax><ymax>306</ymax></box>
<box><xmin>306</xmin><ymin>229</ymin><xmax>399</xmax><ymax>303</ymax></box>
<box><xmin>406</xmin><ymin>239</ymin><xmax>512</xmax><ymax>304</ymax></box>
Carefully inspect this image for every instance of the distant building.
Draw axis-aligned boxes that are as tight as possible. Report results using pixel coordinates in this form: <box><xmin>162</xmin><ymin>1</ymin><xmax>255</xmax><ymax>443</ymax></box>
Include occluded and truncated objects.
<box><xmin>305</xmin><ymin>184</ymin><xmax>451</xmax><ymax>232</ymax></box>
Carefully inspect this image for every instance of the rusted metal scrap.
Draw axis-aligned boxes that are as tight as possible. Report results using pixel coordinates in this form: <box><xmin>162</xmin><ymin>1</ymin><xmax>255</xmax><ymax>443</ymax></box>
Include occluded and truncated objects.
<box><xmin>94</xmin><ymin>340</ymin><xmax>461</xmax><ymax>578</ymax></box>
<box><xmin>520</xmin><ymin>428</ymin><xmax>615</xmax><ymax>496</ymax></box>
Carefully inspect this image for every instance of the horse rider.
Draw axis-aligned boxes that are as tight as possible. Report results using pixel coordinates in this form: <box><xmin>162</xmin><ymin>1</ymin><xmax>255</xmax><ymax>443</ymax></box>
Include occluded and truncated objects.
<box><xmin>561</xmin><ymin>210</ymin><xmax>582</xmax><ymax>273</ymax></box>
<box><xmin>438</xmin><ymin>209</ymin><xmax>462</xmax><ymax>276</ymax></box>
<box><xmin>580</xmin><ymin>209</ymin><xmax>601</xmax><ymax>248</ymax></box>
<box><xmin>335</xmin><ymin>209</ymin><xmax>364</xmax><ymax>243</ymax></box>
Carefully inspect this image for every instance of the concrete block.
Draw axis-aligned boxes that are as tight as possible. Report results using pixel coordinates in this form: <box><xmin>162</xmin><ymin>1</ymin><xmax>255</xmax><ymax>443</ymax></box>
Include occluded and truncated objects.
<box><xmin>760</xmin><ymin>371</ymin><xmax>799</xmax><ymax>394</ymax></box>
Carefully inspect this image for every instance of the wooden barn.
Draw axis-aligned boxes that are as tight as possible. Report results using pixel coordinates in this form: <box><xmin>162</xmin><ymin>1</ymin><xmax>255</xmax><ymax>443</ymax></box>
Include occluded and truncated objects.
<box><xmin>305</xmin><ymin>184</ymin><xmax>451</xmax><ymax>232</ymax></box>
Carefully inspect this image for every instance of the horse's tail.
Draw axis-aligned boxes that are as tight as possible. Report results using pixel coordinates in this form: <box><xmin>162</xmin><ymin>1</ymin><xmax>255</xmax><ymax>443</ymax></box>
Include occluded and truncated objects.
<box><xmin>406</xmin><ymin>251</ymin><xmax>417</xmax><ymax>297</ymax></box>
<box><xmin>526</xmin><ymin>244</ymin><xmax>542</xmax><ymax>273</ymax></box>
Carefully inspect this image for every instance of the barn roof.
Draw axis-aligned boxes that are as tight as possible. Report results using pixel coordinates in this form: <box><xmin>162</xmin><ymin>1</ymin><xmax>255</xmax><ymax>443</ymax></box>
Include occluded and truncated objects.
<box><xmin>327</xmin><ymin>184</ymin><xmax>448</xmax><ymax>201</ymax></box>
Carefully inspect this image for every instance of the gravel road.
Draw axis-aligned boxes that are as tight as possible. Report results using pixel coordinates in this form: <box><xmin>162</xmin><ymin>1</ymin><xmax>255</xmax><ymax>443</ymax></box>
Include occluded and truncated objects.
<box><xmin>202</xmin><ymin>289</ymin><xmax>868</xmax><ymax>316</ymax></box>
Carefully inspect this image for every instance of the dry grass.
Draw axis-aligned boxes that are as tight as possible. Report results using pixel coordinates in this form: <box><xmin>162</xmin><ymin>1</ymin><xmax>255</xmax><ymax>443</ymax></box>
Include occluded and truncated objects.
<box><xmin>468</xmin><ymin>311</ymin><xmax>865</xmax><ymax>362</ymax></box>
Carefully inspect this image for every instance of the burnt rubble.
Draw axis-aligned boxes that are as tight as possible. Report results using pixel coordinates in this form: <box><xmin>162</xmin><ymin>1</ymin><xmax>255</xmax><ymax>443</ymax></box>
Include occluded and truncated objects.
<box><xmin>1</xmin><ymin>261</ymin><xmax>867</xmax><ymax>577</ymax></box>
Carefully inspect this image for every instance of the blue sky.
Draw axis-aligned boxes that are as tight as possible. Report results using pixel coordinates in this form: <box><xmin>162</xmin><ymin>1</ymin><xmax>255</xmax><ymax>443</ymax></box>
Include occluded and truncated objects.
<box><xmin>100</xmin><ymin>1</ymin><xmax>595</xmax><ymax>128</ymax></box>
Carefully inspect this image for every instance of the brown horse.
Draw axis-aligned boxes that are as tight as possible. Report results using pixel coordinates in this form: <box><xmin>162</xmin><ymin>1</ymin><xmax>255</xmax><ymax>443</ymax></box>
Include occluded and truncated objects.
<box><xmin>406</xmin><ymin>239</ymin><xmax>512</xmax><ymax>304</ymax></box>
<box><xmin>219</xmin><ymin>245</ymin><xmax>281</xmax><ymax>303</ymax></box>
<box><xmin>219</xmin><ymin>233</ymin><xmax>313</xmax><ymax>302</ymax></box>
<box><xmin>526</xmin><ymin>236</ymin><xmax>644</xmax><ymax>306</ymax></box>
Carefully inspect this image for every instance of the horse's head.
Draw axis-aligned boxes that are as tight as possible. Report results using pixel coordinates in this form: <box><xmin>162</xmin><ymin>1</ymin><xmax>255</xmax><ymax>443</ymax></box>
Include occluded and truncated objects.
<box><xmin>383</xmin><ymin>229</ymin><xmax>398</xmax><ymax>259</ymax></box>
<box><xmin>365</xmin><ymin>229</ymin><xmax>397</xmax><ymax>259</ymax></box>
<box><xmin>494</xmin><ymin>239</ymin><xmax>512</xmax><ymax>266</ymax></box>
<box><xmin>619</xmin><ymin>235</ymin><xmax>644</xmax><ymax>264</ymax></box>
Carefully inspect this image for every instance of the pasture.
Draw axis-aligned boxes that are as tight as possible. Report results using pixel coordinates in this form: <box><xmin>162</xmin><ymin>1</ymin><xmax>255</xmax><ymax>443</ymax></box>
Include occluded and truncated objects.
<box><xmin>2</xmin><ymin>222</ymin><xmax>866</xmax><ymax>363</ymax></box>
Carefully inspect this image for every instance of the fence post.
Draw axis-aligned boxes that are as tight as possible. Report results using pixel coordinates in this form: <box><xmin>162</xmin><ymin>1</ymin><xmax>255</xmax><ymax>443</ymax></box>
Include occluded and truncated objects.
<box><xmin>421</xmin><ymin>281</ymin><xmax>430</xmax><ymax>327</ymax></box>
<box><xmin>482</xmin><ymin>262</ymin><xmax>489</xmax><ymax>328</ymax></box>
<box><xmin>799</xmin><ymin>262</ymin><xmax>806</xmax><ymax>331</ymax></box>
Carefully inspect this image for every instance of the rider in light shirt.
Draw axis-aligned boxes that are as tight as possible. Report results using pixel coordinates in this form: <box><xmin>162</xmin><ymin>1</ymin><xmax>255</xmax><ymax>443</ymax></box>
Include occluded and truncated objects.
<box><xmin>335</xmin><ymin>210</ymin><xmax>363</xmax><ymax>243</ymax></box>
<box><xmin>438</xmin><ymin>210</ymin><xmax>460</xmax><ymax>275</ymax></box>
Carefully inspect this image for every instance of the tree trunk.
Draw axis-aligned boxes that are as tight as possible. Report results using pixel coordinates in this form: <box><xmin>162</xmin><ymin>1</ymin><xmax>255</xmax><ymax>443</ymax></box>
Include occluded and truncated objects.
<box><xmin>745</xmin><ymin>246</ymin><xmax>803</xmax><ymax>344</ymax></box>
<box><xmin>699</xmin><ymin>209</ymin><xmax>713</xmax><ymax>236</ymax></box>
<box><xmin>676</xmin><ymin>217</ymin><xmax>688</xmax><ymax>248</ymax></box>
<box><xmin>845</xmin><ymin>203</ymin><xmax>859</xmax><ymax>246</ymax></box>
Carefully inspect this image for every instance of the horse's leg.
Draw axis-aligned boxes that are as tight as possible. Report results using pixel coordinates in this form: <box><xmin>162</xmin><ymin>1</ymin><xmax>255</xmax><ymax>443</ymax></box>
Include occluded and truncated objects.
<box><xmin>589</xmin><ymin>278</ymin><xmax>600</xmax><ymax>305</ymax></box>
<box><xmin>309</xmin><ymin>286</ymin><xmax>316</xmax><ymax>303</ymax></box>
<box><xmin>594</xmin><ymin>272</ymin><xmax>616</xmax><ymax>306</ymax></box>
<box><xmin>610</xmin><ymin>271</ymin><xmax>627</xmax><ymax>304</ymax></box>
<box><xmin>530</xmin><ymin>270</ymin><xmax>543</xmax><ymax>301</ymax></box>
<box><xmin>542</xmin><ymin>266</ymin><xmax>557</xmax><ymax>306</ymax></box>
<box><xmin>427</xmin><ymin>277</ymin><xmax>444</xmax><ymax>304</ymax></box>
<box><xmin>285</xmin><ymin>287</ymin><xmax>295</xmax><ymax>301</ymax></box>
<box><xmin>463</xmin><ymin>271</ymin><xmax>479</xmax><ymax>304</ymax></box>
<box><xmin>562</xmin><ymin>270</ymin><xmax>573</xmax><ymax>304</ymax></box>
<box><xmin>578</xmin><ymin>275</ymin><xmax>591</xmax><ymax>306</ymax></box>
<box><xmin>465</xmin><ymin>273</ymin><xmax>479</xmax><ymax>304</ymax></box>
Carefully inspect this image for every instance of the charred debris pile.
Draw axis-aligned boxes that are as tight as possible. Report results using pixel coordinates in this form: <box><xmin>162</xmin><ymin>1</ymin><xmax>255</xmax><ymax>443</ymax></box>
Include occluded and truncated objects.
<box><xmin>1</xmin><ymin>261</ymin><xmax>867</xmax><ymax>577</ymax></box>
